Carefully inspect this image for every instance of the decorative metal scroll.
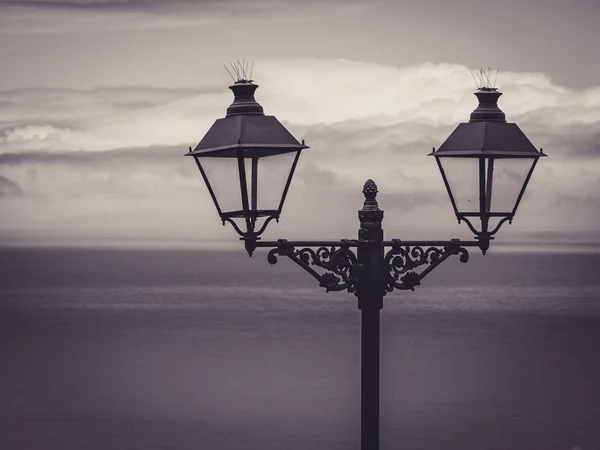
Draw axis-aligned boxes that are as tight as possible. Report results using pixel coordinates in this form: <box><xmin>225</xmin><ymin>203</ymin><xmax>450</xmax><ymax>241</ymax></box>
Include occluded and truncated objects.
<box><xmin>267</xmin><ymin>240</ymin><xmax>358</xmax><ymax>293</ymax></box>
<box><xmin>384</xmin><ymin>239</ymin><xmax>470</xmax><ymax>292</ymax></box>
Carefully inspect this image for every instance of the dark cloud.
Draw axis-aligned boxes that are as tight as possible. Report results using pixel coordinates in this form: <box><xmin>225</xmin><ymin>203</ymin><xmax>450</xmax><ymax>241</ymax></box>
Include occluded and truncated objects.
<box><xmin>0</xmin><ymin>85</ymin><xmax>219</xmax><ymax>106</ymax></box>
<box><xmin>0</xmin><ymin>0</ymin><xmax>341</xmax><ymax>18</ymax></box>
<box><xmin>0</xmin><ymin>0</ymin><xmax>238</xmax><ymax>34</ymax></box>
<box><xmin>0</xmin><ymin>146</ymin><xmax>179</xmax><ymax>166</ymax></box>
<box><xmin>0</xmin><ymin>0</ymin><xmax>219</xmax><ymax>12</ymax></box>
<box><xmin>0</xmin><ymin>0</ymin><xmax>349</xmax><ymax>10</ymax></box>
<box><xmin>0</xmin><ymin>0</ymin><xmax>365</xmax><ymax>36</ymax></box>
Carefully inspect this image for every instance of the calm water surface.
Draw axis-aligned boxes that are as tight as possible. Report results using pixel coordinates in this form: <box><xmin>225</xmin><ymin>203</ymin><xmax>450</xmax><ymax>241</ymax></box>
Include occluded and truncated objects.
<box><xmin>1</xmin><ymin>247</ymin><xmax>599</xmax><ymax>450</ymax></box>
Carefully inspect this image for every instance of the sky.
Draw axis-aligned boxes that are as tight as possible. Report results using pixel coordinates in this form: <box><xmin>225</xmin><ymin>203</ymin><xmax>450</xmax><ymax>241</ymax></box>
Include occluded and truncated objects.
<box><xmin>1</xmin><ymin>0</ymin><xmax>599</xmax><ymax>248</ymax></box>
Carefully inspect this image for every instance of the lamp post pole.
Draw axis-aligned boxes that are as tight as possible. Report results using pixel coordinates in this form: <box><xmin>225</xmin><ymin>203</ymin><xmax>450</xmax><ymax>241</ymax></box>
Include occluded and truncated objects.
<box><xmin>357</xmin><ymin>179</ymin><xmax>385</xmax><ymax>450</ymax></box>
<box><xmin>253</xmin><ymin>182</ymin><xmax>480</xmax><ymax>450</ymax></box>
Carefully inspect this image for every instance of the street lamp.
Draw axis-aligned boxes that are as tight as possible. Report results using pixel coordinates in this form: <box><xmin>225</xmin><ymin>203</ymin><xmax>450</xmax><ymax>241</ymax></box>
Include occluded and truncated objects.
<box><xmin>186</xmin><ymin>73</ymin><xmax>545</xmax><ymax>450</ymax></box>
<box><xmin>186</xmin><ymin>79</ymin><xmax>308</xmax><ymax>255</ymax></box>
<box><xmin>430</xmin><ymin>87</ymin><xmax>546</xmax><ymax>253</ymax></box>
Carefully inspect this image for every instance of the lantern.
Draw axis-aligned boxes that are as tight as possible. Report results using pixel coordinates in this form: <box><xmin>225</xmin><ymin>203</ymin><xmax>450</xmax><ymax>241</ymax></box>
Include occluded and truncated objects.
<box><xmin>431</xmin><ymin>88</ymin><xmax>546</xmax><ymax>252</ymax></box>
<box><xmin>186</xmin><ymin>80</ymin><xmax>308</xmax><ymax>254</ymax></box>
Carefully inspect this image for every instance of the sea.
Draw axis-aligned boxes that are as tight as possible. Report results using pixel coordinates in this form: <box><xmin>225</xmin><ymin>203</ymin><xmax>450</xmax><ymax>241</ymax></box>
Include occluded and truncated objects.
<box><xmin>0</xmin><ymin>246</ymin><xmax>599</xmax><ymax>450</ymax></box>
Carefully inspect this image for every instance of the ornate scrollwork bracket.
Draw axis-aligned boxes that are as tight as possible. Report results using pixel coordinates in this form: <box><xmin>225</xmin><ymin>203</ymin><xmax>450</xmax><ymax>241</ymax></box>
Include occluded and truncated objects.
<box><xmin>266</xmin><ymin>239</ymin><xmax>359</xmax><ymax>293</ymax></box>
<box><xmin>384</xmin><ymin>239</ymin><xmax>470</xmax><ymax>292</ymax></box>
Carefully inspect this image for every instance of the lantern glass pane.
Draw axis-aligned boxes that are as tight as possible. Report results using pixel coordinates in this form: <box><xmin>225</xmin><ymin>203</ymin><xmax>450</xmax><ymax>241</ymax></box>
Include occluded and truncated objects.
<box><xmin>439</xmin><ymin>157</ymin><xmax>480</xmax><ymax>213</ymax></box>
<box><xmin>255</xmin><ymin>152</ymin><xmax>297</xmax><ymax>211</ymax></box>
<box><xmin>490</xmin><ymin>158</ymin><xmax>535</xmax><ymax>214</ymax></box>
<box><xmin>198</xmin><ymin>156</ymin><xmax>248</xmax><ymax>214</ymax></box>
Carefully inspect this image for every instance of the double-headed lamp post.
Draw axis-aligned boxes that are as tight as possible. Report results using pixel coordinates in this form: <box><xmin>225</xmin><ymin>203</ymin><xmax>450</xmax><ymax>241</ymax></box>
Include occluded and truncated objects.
<box><xmin>186</xmin><ymin>75</ymin><xmax>546</xmax><ymax>450</ymax></box>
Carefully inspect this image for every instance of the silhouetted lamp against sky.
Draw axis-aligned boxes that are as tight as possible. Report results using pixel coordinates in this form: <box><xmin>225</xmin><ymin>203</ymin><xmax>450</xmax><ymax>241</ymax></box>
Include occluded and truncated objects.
<box><xmin>186</xmin><ymin>63</ymin><xmax>545</xmax><ymax>450</ymax></box>
<box><xmin>431</xmin><ymin>85</ymin><xmax>546</xmax><ymax>253</ymax></box>
<box><xmin>186</xmin><ymin>66</ymin><xmax>308</xmax><ymax>255</ymax></box>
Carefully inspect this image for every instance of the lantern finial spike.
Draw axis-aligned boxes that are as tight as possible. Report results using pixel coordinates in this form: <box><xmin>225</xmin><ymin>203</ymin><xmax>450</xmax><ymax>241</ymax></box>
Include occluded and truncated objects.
<box><xmin>224</xmin><ymin>64</ymin><xmax>236</xmax><ymax>83</ymax></box>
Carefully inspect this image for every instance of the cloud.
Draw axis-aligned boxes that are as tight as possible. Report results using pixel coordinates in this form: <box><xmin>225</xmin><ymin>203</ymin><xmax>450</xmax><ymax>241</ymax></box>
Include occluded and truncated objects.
<box><xmin>2</xmin><ymin>0</ymin><xmax>358</xmax><ymax>12</ymax></box>
<box><xmin>0</xmin><ymin>0</ymin><xmax>366</xmax><ymax>33</ymax></box>
<box><xmin>1</xmin><ymin>0</ymin><xmax>203</xmax><ymax>11</ymax></box>
<box><xmin>0</xmin><ymin>59</ymin><xmax>599</xmax><ymax>246</ymax></box>
<box><xmin>0</xmin><ymin>0</ymin><xmax>222</xmax><ymax>33</ymax></box>
<box><xmin>0</xmin><ymin>86</ymin><xmax>224</xmax><ymax>152</ymax></box>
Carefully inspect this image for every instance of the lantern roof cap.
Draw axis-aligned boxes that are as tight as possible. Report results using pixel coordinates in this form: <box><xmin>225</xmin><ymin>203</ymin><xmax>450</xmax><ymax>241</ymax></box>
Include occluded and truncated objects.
<box><xmin>187</xmin><ymin>114</ymin><xmax>308</xmax><ymax>157</ymax></box>
<box><xmin>186</xmin><ymin>80</ymin><xmax>308</xmax><ymax>157</ymax></box>
<box><xmin>430</xmin><ymin>89</ymin><xmax>545</xmax><ymax>158</ymax></box>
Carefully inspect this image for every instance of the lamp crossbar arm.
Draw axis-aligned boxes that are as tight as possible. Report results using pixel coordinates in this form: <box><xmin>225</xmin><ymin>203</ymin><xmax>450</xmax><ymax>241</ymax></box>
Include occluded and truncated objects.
<box><xmin>251</xmin><ymin>238</ymin><xmax>476</xmax><ymax>295</ymax></box>
<box><xmin>255</xmin><ymin>239</ymin><xmax>359</xmax><ymax>248</ymax></box>
<box><xmin>256</xmin><ymin>239</ymin><xmax>480</xmax><ymax>249</ymax></box>
<box><xmin>383</xmin><ymin>239</ymin><xmax>481</xmax><ymax>248</ymax></box>
<box><xmin>263</xmin><ymin>239</ymin><xmax>359</xmax><ymax>293</ymax></box>
<box><xmin>383</xmin><ymin>239</ymin><xmax>471</xmax><ymax>292</ymax></box>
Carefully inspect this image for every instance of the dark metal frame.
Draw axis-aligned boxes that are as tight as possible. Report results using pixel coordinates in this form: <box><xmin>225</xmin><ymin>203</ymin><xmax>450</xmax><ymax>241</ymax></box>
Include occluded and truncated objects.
<box><xmin>192</xmin><ymin>148</ymin><xmax>302</xmax><ymax>247</ymax></box>
<box><xmin>433</xmin><ymin>153</ymin><xmax>543</xmax><ymax>253</ymax></box>
<box><xmin>244</xmin><ymin>179</ymin><xmax>482</xmax><ymax>450</ymax></box>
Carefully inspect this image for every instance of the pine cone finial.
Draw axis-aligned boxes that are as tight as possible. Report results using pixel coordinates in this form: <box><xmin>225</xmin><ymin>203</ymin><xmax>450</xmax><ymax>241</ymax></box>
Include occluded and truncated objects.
<box><xmin>362</xmin><ymin>179</ymin><xmax>378</xmax><ymax>199</ymax></box>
